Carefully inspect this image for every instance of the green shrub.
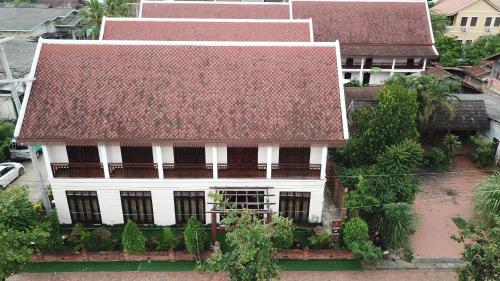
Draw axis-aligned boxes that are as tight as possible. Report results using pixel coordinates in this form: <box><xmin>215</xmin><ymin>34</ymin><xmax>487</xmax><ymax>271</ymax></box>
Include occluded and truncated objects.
<box><xmin>146</xmin><ymin>236</ymin><xmax>161</xmax><ymax>251</ymax></box>
<box><xmin>39</xmin><ymin>210</ymin><xmax>63</xmax><ymax>253</ymax></box>
<box><xmin>379</xmin><ymin>203</ymin><xmax>416</xmax><ymax>250</ymax></box>
<box><xmin>0</xmin><ymin>186</ymin><xmax>35</xmax><ymax>231</ymax></box>
<box><xmin>345</xmin><ymin>176</ymin><xmax>380</xmax><ymax>217</ymax></box>
<box><xmin>442</xmin><ymin>134</ymin><xmax>462</xmax><ymax>158</ymax></box>
<box><xmin>343</xmin><ymin>218</ymin><xmax>381</xmax><ymax>263</ymax></box>
<box><xmin>69</xmin><ymin>224</ymin><xmax>95</xmax><ymax>252</ymax></box>
<box><xmin>474</xmin><ymin>173</ymin><xmax>500</xmax><ymax>226</ymax></box>
<box><xmin>122</xmin><ymin>220</ymin><xmax>146</xmax><ymax>254</ymax></box>
<box><xmin>424</xmin><ymin>148</ymin><xmax>449</xmax><ymax>172</ymax></box>
<box><xmin>162</xmin><ymin>227</ymin><xmax>177</xmax><ymax>251</ymax></box>
<box><xmin>338</xmin><ymin>166</ymin><xmax>370</xmax><ymax>190</ymax></box>
<box><xmin>470</xmin><ymin>136</ymin><xmax>495</xmax><ymax>167</ymax></box>
<box><xmin>308</xmin><ymin>232</ymin><xmax>333</xmax><ymax>249</ymax></box>
<box><xmin>270</xmin><ymin>215</ymin><xmax>294</xmax><ymax>249</ymax></box>
<box><xmin>184</xmin><ymin>217</ymin><xmax>207</xmax><ymax>259</ymax></box>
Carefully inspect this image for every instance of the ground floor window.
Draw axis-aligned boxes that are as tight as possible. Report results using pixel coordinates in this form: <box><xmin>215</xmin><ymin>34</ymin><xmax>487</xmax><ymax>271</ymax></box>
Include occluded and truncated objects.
<box><xmin>220</xmin><ymin>190</ymin><xmax>266</xmax><ymax>211</ymax></box>
<box><xmin>66</xmin><ymin>191</ymin><xmax>102</xmax><ymax>224</ymax></box>
<box><xmin>174</xmin><ymin>191</ymin><xmax>205</xmax><ymax>224</ymax></box>
<box><xmin>279</xmin><ymin>192</ymin><xmax>310</xmax><ymax>223</ymax></box>
<box><xmin>120</xmin><ymin>191</ymin><xmax>154</xmax><ymax>224</ymax></box>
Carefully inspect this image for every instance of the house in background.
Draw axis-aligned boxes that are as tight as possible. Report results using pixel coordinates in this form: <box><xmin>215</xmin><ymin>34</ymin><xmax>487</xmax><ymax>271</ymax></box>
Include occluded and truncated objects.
<box><xmin>432</xmin><ymin>0</ymin><xmax>500</xmax><ymax>44</ymax></box>
<box><xmin>139</xmin><ymin>0</ymin><xmax>438</xmax><ymax>85</ymax></box>
<box><xmin>14</xmin><ymin>39</ymin><xmax>348</xmax><ymax>227</ymax></box>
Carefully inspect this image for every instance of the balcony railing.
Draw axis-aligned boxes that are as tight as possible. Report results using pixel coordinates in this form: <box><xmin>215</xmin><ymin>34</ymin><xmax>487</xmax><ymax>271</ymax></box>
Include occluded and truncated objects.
<box><xmin>109</xmin><ymin>163</ymin><xmax>158</xmax><ymax>178</ymax></box>
<box><xmin>218</xmin><ymin>164</ymin><xmax>266</xmax><ymax>178</ymax></box>
<box><xmin>51</xmin><ymin>163</ymin><xmax>104</xmax><ymax>178</ymax></box>
<box><xmin>271</xmin><ymin>164</ymin><xmax>321</xmax><ymax>179</ymax></box>
<box><xmin>163</xmin><ymin>163</ymin><xmax>213</xmax><ymax>178</ymax></box>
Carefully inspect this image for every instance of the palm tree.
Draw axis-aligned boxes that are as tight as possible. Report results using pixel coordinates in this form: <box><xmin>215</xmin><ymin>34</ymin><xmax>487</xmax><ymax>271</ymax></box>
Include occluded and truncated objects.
<box><xmin>414</xmin><ymin>75</ymin><xmax>461</xmax><ymax>133</ymax></box>
<box><xmin>77</xmin><ymin>0</ymin><xmax>131</xmax><ymax>40</ymax></box>
<box><xmin>474</xmin><ymin>173</ymin><xmax>500</xmax><ymax>227</ymax></box>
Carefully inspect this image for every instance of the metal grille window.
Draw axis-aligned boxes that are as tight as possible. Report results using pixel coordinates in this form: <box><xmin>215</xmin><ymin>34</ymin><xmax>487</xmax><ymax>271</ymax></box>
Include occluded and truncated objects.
<box><xmin>279</xmin><ymin>192</ymin><xmax>311</xmax><ymax>224</ymax></box>
<box><xmin>220</xmin><ymin>190</ymin><xmax>266</xmax><ymax>211</ymax></box>
<box><xmin>120</xmin><ymin>191</ymin><xmax>154</xmax><ymax>224</ymax></box>
<box><xmin>174</xmin><ymin>191</ymin><xmax>205</xmax><ymax>224</ymax></box>
<box><xmin>66</xmin><ymin>191</ymin><xmax>102</xmax><ymax>224</ymax></box>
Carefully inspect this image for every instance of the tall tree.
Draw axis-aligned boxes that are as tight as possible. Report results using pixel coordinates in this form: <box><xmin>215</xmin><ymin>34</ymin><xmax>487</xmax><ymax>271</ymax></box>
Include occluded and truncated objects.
<box><xmin>430</xmin><ymin>12</ymin><xmax>450</xmax><ymax>39</ymax></box>
<box><xmin>78</xmin><ymin>0</ymin><xmax>131</xmax><ymax>40</ymax></box>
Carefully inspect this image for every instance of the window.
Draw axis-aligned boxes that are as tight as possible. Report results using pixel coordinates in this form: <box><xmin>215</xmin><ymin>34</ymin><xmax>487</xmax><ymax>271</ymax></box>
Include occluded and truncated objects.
<box><xmin>174</xmin><ymin>191</ymin><xmax>205</xmax><ymax>224</ymax></box>
<box><xmin>174</xmin><ymin>147</ymin><xmax>205</xmax><ymax>164</ymax></box>
<box><xmin>470</xmin><ymin>17</ymin><xmax>478</xmax><ymax>26</ymax></box>
<box><xmin>456</xmin><ymin>40</ymin><xmax>463</xmax><ymax>45</ymax></box>
<box><xmin>227</xmin><ymin>147</ymin><xmax>258</xmax><ymax>165</ymax></box>
<box><xmin>485</xmin><ymin>17</ymin><xmax>492</xmax><ymax>27</ymax></box>
<box><xmin>344</xmin><ymin>72</ymin><xmax>352</xmax><ymax>79</ymax></box>
<box><xmin>364</xmin><ymin>58</ymin><xmax>373</xmax><ymax>68</ymax></box>
<box><xmin>279</xmin><ymin>192</ymin><xmax>310</xmax><ymax>224</ymax></box>
<box><xmin>279</xmin><ymin>147</ymin><xmax>310</xmax><ymax>165</ymax></box>
<box><xmin>465</xmin><ymin>40</ymin><xmax>473</xmax><ymax>45</ymax></box>
<box><xmin>460</xmin><ymin>17</ymin><xmax>468</xmax><ymax>26</ymax></box>
<box><xmin>220</xmin><ymin>190</ymin><xmax>266</xmax><ymax>211</ymax></box>
<box><xmin>0</xmin><ymin>165</ymin><xmax>14</xmax><ymax>176</ymax></box>
<box><xmin>362</xmin><ymin>72</ymin><xmax>371</xmax><ymax>85</ymax></box>
<box><xmin>66</xmin><ymin>191</ymin><xmax>101</xmax><ymax>224</ymax></box>
<box><xmin>120</xmin><ymin>191</ymin><xmax>154</xmax><ymax>224</ymax></box>
<box><xmin>406</xmin><ymin>58</ymin><xmax>415</xmax><ymax>67</ymax></box>
<box><xmin>67</xmin><ymin>146</ymin><xmax>100</xmax><ymax>163</ymax></box>
<box><xmin>494</xmin><ymin>17</ymin><xmax>500</xmax><ymax>27</ymax></box>
<box><xmin>120</xmin><ymin>146</ymin><xmax>153</xmax><ymax>163</ymax></box>
<box><xmin>345</xmin><ymin>58</ymin><xmax>354</xmax><ymax>66</ymax></box>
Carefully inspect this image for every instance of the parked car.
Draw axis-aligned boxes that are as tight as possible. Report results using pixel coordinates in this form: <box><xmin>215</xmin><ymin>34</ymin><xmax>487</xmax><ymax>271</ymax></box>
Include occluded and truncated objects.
<box><xmin>0</xmin><ymin>162</ymin><xmax>24</xmax><ymax>190</ymax></box>
<box><xmin>9</xmin><ymin>139</ymin><xmax>41</xmax><ymax>160</ymax></box>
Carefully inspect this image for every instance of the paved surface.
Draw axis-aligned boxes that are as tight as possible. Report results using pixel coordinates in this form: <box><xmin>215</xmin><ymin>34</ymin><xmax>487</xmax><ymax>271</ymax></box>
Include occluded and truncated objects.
<box><xmin>10</xmin><ymin>154</ymin><xmax>47</xmax><ymax>202</ymax></box>
<box><xmin>8</xmin><ymin>269</ymin><xmax>456</xmax><ymax>281</ymax></box>
<box><xmin>411</xmin><ymin>155</ymin><xmax>486</xmax><ymax>259</ymax></box>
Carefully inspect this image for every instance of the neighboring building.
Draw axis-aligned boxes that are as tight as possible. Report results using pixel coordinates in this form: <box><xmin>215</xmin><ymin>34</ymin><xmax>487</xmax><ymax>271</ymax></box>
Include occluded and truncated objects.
<box><xmin>14</xmin><ymin>39</ymin><xmax>348</xmax><ymax>226</ymax></box>
<box><xmin>432</xmin><ymin>0</ymin><xmax>500</xmax><ymax>44</ymax></box>
<box><xmin>139</xmin><ymin>0</ymin><xmax>438</xmax><ymax>85</ymax></box>
<box><xmin>423</xmin><ymin>65</ymin><xmax>483</xmax><ymax>93</ymax></box>
<box><xmin>0</xmin><ymin>39</ymin><xmax>37</xmax><ymax>121</ymax></box>
<box><xmin>485</xmin><ymin>53</ymin><xmax>500</xmax><ymax>94</ymax></box>
<box><xmin>0</xmin><ymin>7</ymin><xmax>80</xmax><ymax>38</ymax></box>
<box><xmin>100</xmin><ymin>17</ymin><xmax>313</xmax><ymax>42</ymax></box>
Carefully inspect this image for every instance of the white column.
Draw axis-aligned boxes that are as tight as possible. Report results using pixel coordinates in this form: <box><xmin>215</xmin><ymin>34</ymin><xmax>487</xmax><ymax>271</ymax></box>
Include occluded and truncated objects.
<box><xmin>41</xmin><ymin>145</ymin><xmax>53</xmax><ymax>179</ymax></box>
<box><xmin>320</xmin><ymin>146</ymin><xmax>328</xmax><ymax>180</ymax></box>
<box><xmin>390</xmin><ymin>58</ymin><xmax>396</xmax><ymax>76</ymax></box>
<box><xmin>98</xmin><ymin>144</ymin><xmax>110</xmax><ymax>179</ymax></box>
<box><xmin>359</xmin><ymin>58</ymin><xmax>365</xmax><ymax>81</ymax></box>
<box><xmin>266</xmin><ymin>146</ymin><xmax>272</xmax><ymax>179</ymax></box>
<box><xmin>212</xmin><ymin>146</ymin><xmax>218</xmax><ymax>179</ymax></box>
<box><xmin>422</xmin><ymin>58</ymin><xmax>427</xmax><ymax>70</ymax></box>
<box><xmin>29</xmin><ymin>145</ymin><xmax>51</xmax><ymax>212</ymax></box>
<box><xmin>154</xmin><ymin>145</ymin><xmax>164</xmax><ymax>179</ymax></box>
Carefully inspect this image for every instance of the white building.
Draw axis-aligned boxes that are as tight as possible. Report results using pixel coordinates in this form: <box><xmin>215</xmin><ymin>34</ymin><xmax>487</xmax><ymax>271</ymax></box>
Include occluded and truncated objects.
<box><xmin>14</xmin><ymin>39</ymin><xmax>348</xmax><ymax>226</ymax></box>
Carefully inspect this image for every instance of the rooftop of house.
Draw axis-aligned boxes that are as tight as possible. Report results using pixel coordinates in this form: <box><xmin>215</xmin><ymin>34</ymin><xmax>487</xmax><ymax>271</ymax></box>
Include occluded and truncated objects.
<box><xmin>0</xmin><ymin>40</ymin><xmax>37</xmax><ymax>79</ymax></box>
<box><xmin>101</xmin><ymin>18</ymin><xmax>312</xmax><ymax>42</ymax></box>
<box><xmin>140</xmin><ymin>1</ymin><xmax>290</xmax><ymax>19</ymax></box>
<box><xmin>344</xmin><ymin>86</ymin><xmax>382</xmax><ymax>109</ymax></box>
<box><xmin>0</xmin><ymin>7</ymin><xmax>75</xmax><ymax>31</ymax></box>
<box><xmin>457</xmin><ymin>93</ymin><xmax>500</xmax><ymax>122</ymax></box>
<box><xmin>462</xmin><ymin>60</ymin><xmax>495</xmax><ymax>80</ymax></box>
<box><xmin>292</xmin><ymin>0</ymin><xmax>436</xmax><ymax>58</ymax></box>
<box><xmin>16</xmin><ymin>40</ymin><xmax>346</xmax><ymax>146</ymax></box>
<box><xmin>432</xmin><ymin>0</ymin><xmax>500</xmax><ymax>16</ymax></box>
<box><xmin>422</xmin><ymin>66</ymin><xmax>483</xmax><ymax>92</ymax></box>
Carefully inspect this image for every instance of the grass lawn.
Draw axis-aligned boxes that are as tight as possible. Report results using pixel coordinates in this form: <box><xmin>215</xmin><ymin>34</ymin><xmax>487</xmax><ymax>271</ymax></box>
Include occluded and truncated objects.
<box><xmin>21</xmin><ymin>259</ymin><xmax>361</xmax><ymax>273</ymax></box>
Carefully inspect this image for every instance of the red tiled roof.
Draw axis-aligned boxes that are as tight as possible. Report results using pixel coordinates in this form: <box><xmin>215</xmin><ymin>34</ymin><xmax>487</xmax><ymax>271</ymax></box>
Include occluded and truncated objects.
<box><xmin>463</xmin><ymin>60</ymin><xmax>494</xmax><ymax>79</ymax></box>
<box><xmin>141</xmin><ymin>2</ymin><xmax>290</xmax><ymax>19</ymax></box>
<box><xmin>292</xmin><ymin>1</ymin><xmax>437</xmax><ymax>58</ymax></box>
<box><xmin>341</xmin><ymin>45</ymin><xmax>437</xmax><ymax>58</ymax></box>
<box><xmin>18</xmin><ymin>41</ymin><xmax>346</xmax><ymax>146</ymax></box>
<box><xmin>102</xmin><ymin>19</ymin><xmax>311</xmax><ymax>42</ymax></box>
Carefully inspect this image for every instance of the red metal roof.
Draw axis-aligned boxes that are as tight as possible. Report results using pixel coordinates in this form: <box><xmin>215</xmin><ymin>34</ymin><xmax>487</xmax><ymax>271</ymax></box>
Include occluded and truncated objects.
<box><xmin>141</xmin><ymin>2</ymin><xmax>290</xmax><ymax>19</ymax></box>
<box><xmin>292</xmin><ymin>0</ymin><xmax>437</xmax><ymax>58</ymax></box>
<box><xmin>18</xmin><ymin>41</ymin><xmax>345</xmax><ymax>146</ymax></box>
<box><xmin>102</xmin><ymin>19</ymin><xmax>311</xmax><ymax>42</ymax></box>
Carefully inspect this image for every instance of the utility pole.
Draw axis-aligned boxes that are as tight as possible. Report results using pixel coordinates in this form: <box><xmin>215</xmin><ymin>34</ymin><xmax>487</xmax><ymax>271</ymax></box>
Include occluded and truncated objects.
<box><xmin>0</xmin><ymin>37</ymin><xmax>22</xmax><ymax>115</ymax></box>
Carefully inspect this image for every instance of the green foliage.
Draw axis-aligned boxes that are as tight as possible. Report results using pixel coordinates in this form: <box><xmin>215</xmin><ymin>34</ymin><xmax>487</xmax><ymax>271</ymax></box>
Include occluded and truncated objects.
<box><xmin>345</xmin><ymin>176</ymin><xmax>380</xmax><ymax>217</ymax></box>
<box><xmin>338</xmin><ymin>166</ymin><xmax>369</xmax><ymax>189</ymax></box>
<box><xmin>78</xmin><ymin>0</ymin><xmax>131</xmax><ymax>39</ymax></box>
<box><xmin>424</xmin><ymin>148</ymin><xmax>449</xmax><ymax>172</ymax></box>
<box><xmin>30</xmin><ymin>211</ymin><xmax>62</xmax><ymax>254</ymax></box>
<box><xmin>69</xmin><ymin>224</ymin><xmax>95</xmax><ymax>252</ymax></box>
<box><xmin>122</xmin><ymin>220</ymin><xmax>146</xmax><ymax>254</ymax></box>
<box><xmin>342</xmin><ymin>218</ymin><xmax>382</xmax><ymax>264</ymax></box>
<box><xmin>184</xmin><ymin>217</ymin><xmax>207</xmax><ymax>260</ymax></box>
<box><xmin>0</xmin><ymin>122</ymin><xmax>14</xmax><ymax>163</ymax></box>
<box><xmin>162</xmin><ymin>227</ymin><xmax>177</xmax><ymax>251</ymax></box>
<box><xmin>430</xmin><ymin>12</ymin><xmax>450</xmax><ymax>39</ymax></box>
<box><xmin>345</xmin><ymin>80</ymin><xmax>362</xmax><ymax>87</ymax></box>
<box><xmin>376</xmin><ymin>139</ymin><xmax>423</xmax><ymax>174</ymax></box>
<box><xmin>202</xmin><ymin>211</ymin><xmax>280</xmax><ymax>281</ymax></box>
<box><xmin>345</xmin><ymin>77</ymin><xmax>419</xmax><ymax>164</ymax></box>
<box><xmin>442</xmin><ymin>134</ymin><xmax>462</xmax><ymax>158</ymax></box>
<box><xmin>378</xmin><ymin>203</ymin><xmax>417</xmax><ymax>249</ymax></box>
<box><xmin>452</xmin><ymin>216</ymin><xmax>500</xmax><ymax>281</ymax></box>
<box><xmin>270</xmin><ymin>216</ymin><xmax>294</xmax><ymax>249</ymax></box>
<box><xmin>307</xmin><ymin>232</ymin><xmax>333</xmax><ymax>250</ymax></box>
<box><xmin>474</xmin><ymin>173</ymin><xmax>500</xmax><ymax>227</ymax></box>
<box><xmin>462</xmin><ymin>34</ymin><xmax>500</xmax><ymax>66</ymax></box>
<box><xmin>435</xmin><ymin>36</ymin><xmax>462</xmax><ymax>66</ymax></box>
<box><xmin>470</xmin><ymin>136</ymin><xmax>495</xmax><ymax>167</ymax></box>
<box><xmin>0</xmin><ymin>186</ymin><xmax>35</xmax><ymax>231</ymax></box>
<box><xmin>0</xmin><ymin>224</ymin><xmax>32</xmax><ymax>281</ymax></box>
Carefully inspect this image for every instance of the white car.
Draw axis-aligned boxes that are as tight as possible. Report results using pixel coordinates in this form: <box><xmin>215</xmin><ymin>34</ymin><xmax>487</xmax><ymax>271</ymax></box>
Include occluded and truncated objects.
<box><xmin>0</xmin><ymin>162</ymin><xmax>24</xmax><ymax>190</ymax></box>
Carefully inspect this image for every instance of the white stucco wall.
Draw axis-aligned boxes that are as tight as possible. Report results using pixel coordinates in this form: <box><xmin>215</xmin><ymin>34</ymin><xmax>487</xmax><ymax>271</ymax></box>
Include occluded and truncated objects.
<box><xmin>105</xmin><ymin>143</ymin><xmax>122</xmax><ymax>163</ymax></box>
<box><xmin>485</xmin><ymin>119</ymin><xmax>500</xmax><ymax>165</ymax></box>
<box><xmin>369</xmin><ymin>72</ymin><xmax>391</xmax><ymax>85</ymax></box>
<box><xmin>0</xmin><ymin>95</ymin><xmax>17</xmax><ymax>121</ymax></box>
<box><xmin>48</xmin><ymin>144</ymin><xmax>68</xmax><ymax>163</ymax></box>
<box><xmin>309</xmin><ymin>147</ymin><xmax>323</xmax><ymax>165</ymax></box>
<box><xmin>162</xmin><ymin>146</ymin><xmax>174</xmax><ymax>163</ymax></box>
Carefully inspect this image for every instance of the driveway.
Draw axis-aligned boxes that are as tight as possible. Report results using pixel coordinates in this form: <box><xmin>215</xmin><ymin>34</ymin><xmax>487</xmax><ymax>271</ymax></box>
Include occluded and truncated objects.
<box><xmin>9</xmin><ymin>153</ymin><xmax>47</xmax><ymax>202</ymax></box>
<box><xmin>9</xmin><ymin>269</ymin><xmax>456</xmax><ymax>281</ymax></box>
<box><xmin>411</xmin><ymin>155</ymin><xmax>487</xmax><ymax>259</ymax></box>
